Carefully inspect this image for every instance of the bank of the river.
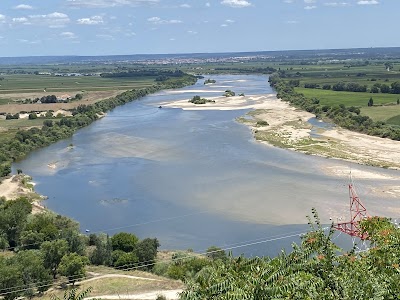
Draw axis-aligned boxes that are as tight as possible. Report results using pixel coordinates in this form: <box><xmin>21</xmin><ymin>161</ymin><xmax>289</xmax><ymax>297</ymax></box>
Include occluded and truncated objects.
<box><xmin>242</xmin><ymin>102</ymin><xmax>400</xmax><ymax>171</ymax></box>
<box><xmin>0</xmin><ymin>174</ymin><xmax>47</xmax><ymax>213</ymax></box>
<box><xmin>0</xmin><ymin>74</ymin><xmax>197</xmax><ymax>178</ymax></box>
<box><xmin>11</xmin><ymin>74</ymin><xmax>400</xmax><ymax>255</ymax></box>
<box><xmin>164</xmin><ymin>90</ymin><xmax>400</xmax><ymax>199</ymax></box>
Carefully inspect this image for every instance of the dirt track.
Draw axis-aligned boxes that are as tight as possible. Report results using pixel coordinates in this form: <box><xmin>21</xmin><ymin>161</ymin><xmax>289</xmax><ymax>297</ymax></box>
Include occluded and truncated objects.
<box><xmin>84</xmin><ymin>289</ymin><xmax>182</xmax><ymax>300</ymax></box>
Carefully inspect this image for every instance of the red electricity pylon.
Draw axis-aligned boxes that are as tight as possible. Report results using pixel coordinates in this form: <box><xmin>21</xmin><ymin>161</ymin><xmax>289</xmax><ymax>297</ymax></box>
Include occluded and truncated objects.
<box><xmin>333</xmin><ymin>181</ymin><xmax>370</xmax><ymax>240</ymax></box>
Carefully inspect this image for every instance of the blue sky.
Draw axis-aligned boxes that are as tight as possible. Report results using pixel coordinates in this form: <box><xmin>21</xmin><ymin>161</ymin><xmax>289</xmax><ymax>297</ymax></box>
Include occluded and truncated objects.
<box><xmin>0</xmin><ymin>0</ymin><xmax>397</xmax><ymax>57</ymax></box>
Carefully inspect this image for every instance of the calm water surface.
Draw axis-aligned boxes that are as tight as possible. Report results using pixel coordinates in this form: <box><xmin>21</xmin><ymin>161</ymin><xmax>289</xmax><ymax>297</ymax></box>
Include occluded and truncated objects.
<box><xmin>13</xmin><ymin>75</ymin><xmax>400</xmax><ymax>256</ymax></box>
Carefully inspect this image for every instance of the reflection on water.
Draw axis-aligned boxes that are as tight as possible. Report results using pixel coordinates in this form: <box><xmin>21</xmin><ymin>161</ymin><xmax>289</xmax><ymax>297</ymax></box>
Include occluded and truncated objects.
<box><xmin>13</xmin><ymin>75</ymin><xmax>400</xmax><ymax>256</ymax></box>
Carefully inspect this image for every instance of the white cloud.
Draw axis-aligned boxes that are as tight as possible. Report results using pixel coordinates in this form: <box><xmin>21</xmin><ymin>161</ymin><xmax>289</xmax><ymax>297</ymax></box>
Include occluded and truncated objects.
<box><xmin>180</xmin><ymin>4</ymin><xmax>191</xmax><ymax>8</ymax></box>
<box><xmin>12</xmin><ymin>17</ymin><xmax>30</xmax><ymax>24</ymax></box>
<box><xmin>0</xmin><ymin>15</ymin><xmax>6</xmax><ymax>23</ymax></box>
<box><xmin>304</xmin><ymin>5</ymin><xmax>317</xmax><ymax>9</ymax></box>
<box><xmin>304</xmin><ymin>0</ymin><xmax>316</xmax><ymax>3</ymax></box>
<box><xmin>324</xmin><ymin>2</ymin><xmax>350</xmax><ymax>6</ymax></box>
<box><xmin>221</xmin><ymin>24</ymin><xmax>228</xmax><ymax>27</ymax></box>
<box><xmin>205</xmin><ymin>2</ymin><xmax>211</xmax><ymax>7</ymax></box>
<box><xmin>221</xmin><ymin>0</ymin><xmax>252</xmax><ymax>8</ymax></box>
<box><xmin>283</xmin><ymin>0</ymin><xmax>294</xmax><ymax>3</ymax></box>
<box><xmin>67</xmin><ymin>0</ymin><xmax>159</xmax><ymax>8</ymax></box>
<box><xmin>169</xmin><ymin>38</ymin><xmax>175</xmax><ymax>41</ymax></box>
<box><xmin>225</xmin><ymin>19</ymin><xmax>235</xmax><ymax>23</ymax></box>
<box><xmin>77</xmin><ymin>15</ymin><xmax>104</xmax><ymax>25</ymax></box>
<box><xmin>14</xmin><ymin>4</ymin><xmax>34</xmax><ymax>10</ymax></box>
<box><xmin>60</xmin><ymin>31</ymin><xmax>77</xmax><ymax>39</ymax></box>
<box><xmin>187</xmin><ymin>30</ymin><xmax>197</xmax><ymax>34</ymax></box>
<box><xmin>286</xmin><ymin>20</ymin><xmax>298</xmax><ymax>24</ymax></box>
<box><xmin>18</xmin><ymin>38</ymin><xmax>41</xmax><ymax>44</ymax></box>
<box><xmin>357</xmin><ymin>0</ymin><xmax>379</xmax><ymax>4</ymax></box>
<box><xmin>147</xmin><ymin>17</ymin><xmax>182</xmax><ymax>25</ymax></box>
<box><xmin>29</xmin><ymin>12</ymin><xmax>70</xmax><ymax>28</ymax></box>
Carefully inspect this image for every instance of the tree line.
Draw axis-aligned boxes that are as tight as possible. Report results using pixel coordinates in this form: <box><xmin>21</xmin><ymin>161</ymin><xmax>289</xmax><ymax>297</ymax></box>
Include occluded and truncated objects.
<box><xmin>269</xmin><ymin>74</ymin><xmax>400</xmax><ymax>141</ymax></box>
<box><xmin>303</xmin><ymin>81</ymin><xmax>400</xmax><ymax>94</ymax></box>
<box><xmin>0</xmin><ymin>73</ymin><xmax>197</xmax><ymax>178</ymax></box>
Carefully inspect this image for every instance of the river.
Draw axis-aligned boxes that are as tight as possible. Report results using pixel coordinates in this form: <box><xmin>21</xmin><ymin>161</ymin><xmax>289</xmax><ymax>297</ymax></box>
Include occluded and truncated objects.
<box><xmin>13</xmin><ymin>75</ymin><xmax>400</xmax><ymax>256</ymax></box>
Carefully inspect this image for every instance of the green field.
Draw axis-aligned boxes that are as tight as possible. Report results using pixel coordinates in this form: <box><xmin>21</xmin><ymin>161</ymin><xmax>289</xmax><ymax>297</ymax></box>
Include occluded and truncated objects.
<box><xmin>0</xmin><ymin>118</ymin><xmax>59</xmax><ymax>129</ymax></box>
<box><xmin>295</xmin><ymin>88</ymin><xmax>400</xmax><ymax>107</ymax></box>
<box><xmin>0</xmin><ymin>74</ymin><xmax>156</xmax><ymax>95</ymax></box>
<box><xmin>360</xmin><ymin>106</ymin><xmax>400</xmax><ymax>122</ymax></box>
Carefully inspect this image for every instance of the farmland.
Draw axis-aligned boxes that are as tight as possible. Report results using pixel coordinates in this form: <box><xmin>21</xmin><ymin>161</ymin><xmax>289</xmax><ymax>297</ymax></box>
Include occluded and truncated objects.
<box><xmin>277</xmin><ymin>60</ymin><xmax>400</xmax><ymax>125</ymax></box>
<box><xmin>295</xmin><ymin>88</ymin><xmax>400</xmax><ymax>107</ymax></box>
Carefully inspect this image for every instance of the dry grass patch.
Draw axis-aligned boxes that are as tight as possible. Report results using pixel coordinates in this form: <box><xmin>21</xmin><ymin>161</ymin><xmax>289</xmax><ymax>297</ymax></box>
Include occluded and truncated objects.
<box><xmin>38</xmin><ymin>265</ymin><xmax>183</xmax><ymax>300</ymax></box>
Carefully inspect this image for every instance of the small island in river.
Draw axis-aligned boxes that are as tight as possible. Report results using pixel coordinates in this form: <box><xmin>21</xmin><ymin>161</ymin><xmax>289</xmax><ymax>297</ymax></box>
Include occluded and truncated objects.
<box><xmin>204</xmin><ymin>79</ymin><xmax>216</xmax><ymax>85</ymax></box>
<box><xmin>188</xmin><ymin>95</ymin><xmax>216</xmax><ymax>105</ymax></box>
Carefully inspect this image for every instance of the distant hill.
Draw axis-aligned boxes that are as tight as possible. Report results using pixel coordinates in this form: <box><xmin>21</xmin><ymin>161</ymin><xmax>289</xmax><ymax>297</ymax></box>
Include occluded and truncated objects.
<box><xmin>1</xmin><ymin>47</ymin><xmax>400</xmax><ymax>65</ymax></box>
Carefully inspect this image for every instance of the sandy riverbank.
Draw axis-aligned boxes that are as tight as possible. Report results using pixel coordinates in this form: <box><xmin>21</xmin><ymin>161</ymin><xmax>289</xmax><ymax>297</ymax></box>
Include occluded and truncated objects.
<box><xmin>163</xmin><ymin>93</ymin><xmax>400</xmax><ymax>187</ymax></box>
<box><xmin>0</xmin><ymin>174</ymin><xmax>47</xmax><ymax>213</ymax></box>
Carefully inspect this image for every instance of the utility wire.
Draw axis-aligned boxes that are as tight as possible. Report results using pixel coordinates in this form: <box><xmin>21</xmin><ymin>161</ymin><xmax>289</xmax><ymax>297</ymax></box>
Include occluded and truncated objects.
<box><xmin>0</xmin><ymin>228</ymin><xmax>320</xmax><ymax>296</ymax></box>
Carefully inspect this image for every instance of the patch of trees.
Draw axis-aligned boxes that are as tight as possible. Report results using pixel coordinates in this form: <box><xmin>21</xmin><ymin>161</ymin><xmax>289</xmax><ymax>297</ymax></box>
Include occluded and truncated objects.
<box><xmin>5</xmin><ymin>113</ymin><xmax>19</xmax><ymax>120</ymax></box>
<box><xmin>332</xmin><ymin>82</ymin><xmax>367</xmax><ymax>92</ymax></box>
<box><xmin>269</xmin><ymin>74</ymin><xmax>400</xmax><ymax>141</ymax></box>
<box><xmin>304</xmin><ymin>83</ymin><xmax>320</xmax><ymax>89</ymax></box>
<box><xmin>304</xmin><ymin>80</ymin><xmax>400</xmax><ymax>95</ymax></box>
<box><xmin>289</xmin><ymin>79</ymin><xmax>300</xmax><ymax>87</ymax></box>
<box><xmin>0</xmin><ymin>73</ymin><xmax>197</xmax><ymax>178</ymax></box>
<box><xmin>223</xmin><ymin>90</ymin><xmax>235</xmax><ymax>97</ymax></box>
<box><xmin>204</xmin><ymin>79</ymin><xmax>216</xmax><ymax>85</ymax></box>
<box><xmin>370</xmin><ymin>82</ymin><xmax>400</xmax><ymax>94</ymax></box>
<box><xmin>153</xmin><ymin>246</ymin><xmax>226</xmax><ymax>281</ymax></box>
<box><xmin>189</xmin><ymin>95</ymin><xmax>215</xmax><ymax>104</ymax></box>
<box><xmin>22</xmin><ymin>93</ymin><xmax>83</xmax><ymax>104</ymax></box>
<box><xmin>40</xmin><ymin>95</ymin><xmax>58</xmax><ymax>103</ymax></box>
<box><xmin>181</xmin><ymin>210</ymin><xmax>400</xmax><ymax>299</ymax></box>
<box><xmin>0</xmin><ymin>197</ymin><xmax>162</xmax><ymax>299</ymax></box>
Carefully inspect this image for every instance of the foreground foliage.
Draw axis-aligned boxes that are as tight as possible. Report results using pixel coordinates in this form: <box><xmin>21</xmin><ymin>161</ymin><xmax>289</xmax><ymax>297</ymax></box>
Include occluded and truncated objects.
<box><xmin>180</xmin><ymin>209</ymin><xmax>400</xmax><ymax>300</ymax></box>
<box><xmin>0</xmin><ymin>198</ymin><xmax>160</xmax><ymax>299</ymax></box>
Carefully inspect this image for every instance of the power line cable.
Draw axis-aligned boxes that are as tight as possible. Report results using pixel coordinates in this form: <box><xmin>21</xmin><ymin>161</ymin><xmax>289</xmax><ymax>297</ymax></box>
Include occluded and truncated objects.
<box><xmin>0</xmin><ymin>228</ymin><xmax>322</xmax><ymax>296</ymax></box>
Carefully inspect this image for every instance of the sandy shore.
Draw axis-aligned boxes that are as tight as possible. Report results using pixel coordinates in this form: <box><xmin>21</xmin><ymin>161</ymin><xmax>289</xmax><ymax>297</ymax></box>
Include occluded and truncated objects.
<box><xmin>161</xmin><ymin>94</ymin><xmax>279</xmax><ymax>111</ymax></box>
<box><xmin>0</xmin><ymin>175</ymin><xmax>47</xmax><ymax>213</ymax></box>
<box><xmin>163</xmin><ymin>93</ymin><xmax>400</xmax><ymax>187</ymax></box>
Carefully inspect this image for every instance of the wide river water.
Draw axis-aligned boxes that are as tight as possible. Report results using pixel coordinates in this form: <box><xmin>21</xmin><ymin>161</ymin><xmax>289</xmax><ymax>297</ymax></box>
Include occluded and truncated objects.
<box><xmin>13</xmin><ymin>75</ymin><xmax>400</xmax><ymax>256</ymax></box>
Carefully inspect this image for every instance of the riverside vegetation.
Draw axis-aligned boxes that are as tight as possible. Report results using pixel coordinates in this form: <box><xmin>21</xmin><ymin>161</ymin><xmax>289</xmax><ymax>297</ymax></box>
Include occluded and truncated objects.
<box><xmin>268</xmin><ymin>71</ymin><xmax>400</xmax><ymax>141</ymax></box>
<box><xmin>0</xmin><ymin>72</ymin><xmax>196</xmax><ymax>178</ymax></box>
